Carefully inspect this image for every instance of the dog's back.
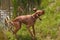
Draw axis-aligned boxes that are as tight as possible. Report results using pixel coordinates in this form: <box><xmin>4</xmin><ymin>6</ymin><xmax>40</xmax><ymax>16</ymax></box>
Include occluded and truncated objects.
<box><xmin>12</xmin><ymin>15</ymin><xmax>35</xmax><ymax>25</ymax></box>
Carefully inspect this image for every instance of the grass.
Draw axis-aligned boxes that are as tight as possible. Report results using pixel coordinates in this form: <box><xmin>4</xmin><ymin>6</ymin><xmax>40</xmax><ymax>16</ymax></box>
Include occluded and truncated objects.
<box><xmin>0</xmin><ymin>0</ymin><xmax>60</xmax><ymax>40</ymax></box>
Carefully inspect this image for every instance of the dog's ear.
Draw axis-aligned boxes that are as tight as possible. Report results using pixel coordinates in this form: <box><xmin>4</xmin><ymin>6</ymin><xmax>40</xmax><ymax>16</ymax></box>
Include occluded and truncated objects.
<box><xmin>33</xmin><ymin>8</ymin><xmax>37</xmax><ymax>12</ymax></box>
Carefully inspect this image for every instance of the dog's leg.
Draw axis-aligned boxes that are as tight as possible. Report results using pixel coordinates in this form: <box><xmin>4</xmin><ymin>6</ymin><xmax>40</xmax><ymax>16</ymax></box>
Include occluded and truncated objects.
<box><xmin>32</xmin><ymin>25</ymin><xmax>35</xmax><ymax>37</ymax></box>
<box><xmin>13</xmin><ymin>22</ymin><xmax>21</xmax><ymax>34</ymax></box>
<box><xmin>10</xmin><ymin>22</ymin><xmax>21</xmax><ymax>40</ymax></box>
<box><xmin>26</xmin><ymin>25</ymin><xmax>34</xmax><ymax>40</ymax></box>
<box><xmin>32</xmin><ymin>25</ymin><xmax>36</xmax><ymax>40</ymax></box>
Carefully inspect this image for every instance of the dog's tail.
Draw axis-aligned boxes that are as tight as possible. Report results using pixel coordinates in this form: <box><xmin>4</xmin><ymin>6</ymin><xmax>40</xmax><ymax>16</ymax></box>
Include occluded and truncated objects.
<box><xmin>4</xmin><ymin>16</ymin><xmax>14</xmax><ymax>33</ymax></box>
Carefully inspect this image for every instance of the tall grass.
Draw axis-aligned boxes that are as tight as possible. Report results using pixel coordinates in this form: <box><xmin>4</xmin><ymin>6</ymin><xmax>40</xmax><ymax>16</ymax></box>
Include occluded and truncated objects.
<box><xmin>3</xmin><ymin>0</ymin><xmax>60</xmax><ymax>40</ymax></box>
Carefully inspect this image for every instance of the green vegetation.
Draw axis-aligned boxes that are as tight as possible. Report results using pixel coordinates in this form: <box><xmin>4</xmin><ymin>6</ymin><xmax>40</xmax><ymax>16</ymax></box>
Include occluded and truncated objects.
<box><xmin>0</xmin><ymin>0</ymin><xmax>60</xmax><ymax>40</ymax></box>
<box><xmin>12</xmin><ymin>0</ymin><xmax>41</xmax><ymax>18</ymax></box>
<box><xmin>0</xmin><ymin>24</ymin><xmax>8</xmax><ymax>40</ymax></box>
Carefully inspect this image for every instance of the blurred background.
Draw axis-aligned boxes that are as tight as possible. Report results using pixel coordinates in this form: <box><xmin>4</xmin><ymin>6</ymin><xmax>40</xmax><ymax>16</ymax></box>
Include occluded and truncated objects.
<box><xmin>0</xmin><ymin>0</ymin><xmax>60</xmax><ymax>40</ymax></box>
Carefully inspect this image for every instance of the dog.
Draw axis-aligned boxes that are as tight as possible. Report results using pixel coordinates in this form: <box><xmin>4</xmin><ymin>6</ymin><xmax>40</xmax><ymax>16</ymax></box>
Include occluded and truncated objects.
<box><xmin>5</xmin><ymin>9</ymin><xmax>44</xmax><ymax>40</ymax></box>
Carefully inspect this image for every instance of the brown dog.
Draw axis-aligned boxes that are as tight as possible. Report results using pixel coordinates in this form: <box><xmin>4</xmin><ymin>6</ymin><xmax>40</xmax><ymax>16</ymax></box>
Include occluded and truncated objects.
<box><xmin>5</xmin><ymin>9</ymin><xmax>44</xmax><ymax>40</ymax></box>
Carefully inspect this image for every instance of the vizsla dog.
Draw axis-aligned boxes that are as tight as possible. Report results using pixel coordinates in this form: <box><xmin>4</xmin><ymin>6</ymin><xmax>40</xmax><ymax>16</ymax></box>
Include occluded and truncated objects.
<box><xmin>5</xmin><ymin>9</ymin><xmax>44</xmax><ymax>40</ymax></box>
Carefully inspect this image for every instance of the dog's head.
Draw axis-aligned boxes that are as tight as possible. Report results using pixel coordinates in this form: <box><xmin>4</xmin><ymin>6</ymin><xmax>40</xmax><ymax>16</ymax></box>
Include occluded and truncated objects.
<box><xmin>33</xmin><ymin>10</ymin><xmax>44</xmax><ymax>18</ymax></box>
